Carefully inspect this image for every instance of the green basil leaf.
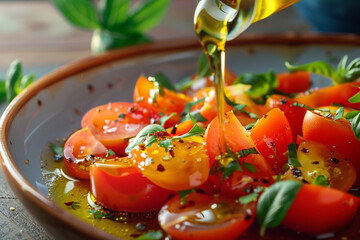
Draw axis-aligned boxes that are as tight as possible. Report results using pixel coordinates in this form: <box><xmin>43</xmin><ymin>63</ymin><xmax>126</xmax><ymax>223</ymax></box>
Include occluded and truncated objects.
<box><xmin>179</xmin><ymin>111</ymin><xmax>207</xmax><ymax>123</ymax></box>
<box><xmin>5</xmin><ymin>59</ymin><xmax>22</xmax><ymax>103</ymax></box>
<box><xmin>51</xmin><ymin>0</ymin><xmax>100</xmax><ymax>29</ymax></box>
<box><xmin>175</xmin><ymin>77</ymin><xmax>194</xmax><ymax>91</ymax></box>
<box><xmin>0</xmin><ymin>81</ymin><xmax>6</xmax><ymax>102</ymax></box>
<box><xmin>50</xmin><ymin>143</ymin><xmax>64</xmax><ymax>157</ymax></box>
<box><xmin>99</xmin><ymin>0</ymin><xmax>130</xmax><ymax>28</ymax></box>
<box><xmin>136</xmin><ymin>231</ymin><xmax>163</xmax><ymax>240</ymax></box>
<box><xmin>243</xmin><ymin>162</ymin><xmax>258</xmax><ymax>173</ymax></box>
<box><xmin>285</xmin><ymin>61</ymin><xmax>338</xmax><ymax>83</ymax></box>
<box><xmin>125</xmin><ymin>124</ymin><xmax>165</xmax><ymax>154</ymax></box>
<box><xmin>236</xmin><ymin>147</ymin><xmax>259</xmax><ymax>158</ymax></box>
<box><xmin>91</xmin><ymin>29</ymin><xmax>151</xmax><ymax>53</ymax></box>
<box><xmin>173</xmin><ymin>114</ymin><xmax>205</xmax><ymax>139</ymax></box>
<box><xmin>145</xmin><ymin>135</ymin><xmax>158</xmax><ymax>147</ymax></box>
<box><xmin>234</xmin><ymin>70</ymin><xmax>278</xmax><ymax>98</ymax></box>
<box><xmin>288</xmin><ymin>142</ymin><xmax>301</xmax><ymax>167</ymax></box>
<box><xmin>245</xmin><ymin>122</ymin><xmax>256</xmax><ymax>131</ymax></box>
<box><xmin>334</xmin><ymin>106</ymin><xmax>344</xmax><ymax>121</ymax></box>
<box><xmin>159</xmin><ymin>112</ymin><xmax>177</xmax><ymax>127</ymax></box>
<box><xmin>312</xmin><ymin>175</ymin><xmax>329</xmax><ymax>186</ymax></box>
<box><xmin>88</xmin><ymin>210</ymin><xmax>119</xmax><ymax>220</ymax></box>
<box><xmin>350</xmin><ymin>111</ymin><xmax>360</xmax><ymax>141</ymax></box>
<box><xmin>123</xmin><ymin>0</ymin><xmax>171</xmax><ymax>33</ymax></box>
<box><xmin>15</xmin><ymin>74</ymin><xmax>35</xmax><ymax>94</ymax></box>
<box><xmin>197</xmin><ymin>51</ymin><xmax>212</xmax><ymax>78</ymax></box>
<box><xmin>181</xmin><ymin>97</ymin><xmax>206</xmax><ymax>117</ymax></box>
<box><xmin>349</xmin><ymin>90</ymin><xmax>360</xmax><ymax>103</ymax></box>
<box><xmin>152</xmin><ymin>73</ymin><xmax>176</xmax><ymax>91</ymax></box>
<box><xmin>343</xmin><ymin>57</ymin><xmax>360</xmax><ymax>82</ymax></box>
<box><xmin>346</xmin><ymin>110</ymin><xmax>360</xmax><ymax>120</ymax></box>
<box><xmin>257</xmin><ymin>180</ymin><xmax>302</xmax><ymax>236</ymax></box>
<box><xmin>220</xmin><ymin>161</ymin><xmax>242</xmax><ymax>180</ymax></box>
<box><xmin>239</xmin><ymin>192</ymin><xmax>258</xmax><ymax>204</ymax></box>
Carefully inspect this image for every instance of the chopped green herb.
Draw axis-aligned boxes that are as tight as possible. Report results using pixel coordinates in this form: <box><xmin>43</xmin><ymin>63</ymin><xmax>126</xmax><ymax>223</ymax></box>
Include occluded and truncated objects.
<box><xmin>159</xmin><ymin>112</ymin><xmax>177</xmax><ymax>127</ymax></box>
<box><xmin>220</xmin><ymin>161</ymin><xmax>243</xmax><ymax>180</ymax></box>
<box><xmin>312</xmin><ymin>175</ymin><xmax>330</xmax><ymax>186</ymax></box>
<box><xmin>237</xmin><ymin>147</ymin><xmax>259</xmax><ymax>158</ymax></box>
<box><xmin>334</xmin><ymin>106</ymin><xmax>344</xmax><ymax>121</ymax></box>
<box><xmin>243</xmin><ymin>162</ymin><xmax>258</xmax><ymax>173</ymax></box>
<box><xmin>145</xmin><ymin>135</ymin><xmax>158</xmax><ymax>147</ymax></box>
<box><xmin>173</xmin><ymin>114</ymin><xmax>205</xmax><ymax>139</ymax></box>
<box><xmin>136</xmin><ymin>231</ymin><xmax>163</xmax><ymax>240</ymax></box>
<box><xmin>180</xmin><ymin>97</ymin><xmax>205</xmax><ymax>117</ymax></box>
<box><xmin>349</xmin><ymin>89</ymin><xmax>360</xmax><ymax>103</ymax></box>
<box><xmin>239</xmin><ymin>192</ymin><xmax>258</xmax><ymax>204</ymax></box>
<box><xmin>350</xmin><ymin>111</ymin><xmax>360</xmax><ymax>141</ymax></box>
<box><xmin>106</xmin><ymin>149</ymin><xmax>116</xmax><ymax>157</ymax></box>
<box><xmin>88</xmin><ymin>210</ymin><xmax>119</xmax><ymax>220</ymax></box>
<box><xmin>50</xmin><ymin>143</ymin><xmax>64</xmax><ymax>161</ymax></box>
<box><xmin>245</xmin><ymin>122</ymin><xmax>256</xmax><ymax>131</ymax></box>
<box><xmin>223</xmin><ymin>93</ymin><xmax>258</xmax><ymax>119</ymax></box>
<box><xmin>118</xmin><ymin>113</ymin><xmax>126</xmax><ymax>119</ymax></box>
<box><xmin>178</xmin><ymin>189</ymin><xmax>196</xmax><ymax>204</ymax></box>
<box><xmin>64</xmin><ymin>201</ymin><xmax>81</xmax><ymax>210</ymax></box>
<box><xmin>288</xmin><ymin>142</ymin><xmax>301</xmax><ymax>167</ymax></box>
<box><xmin>179</xmin><ymin>111</ymin><xmax>207</xmax><ymax>123</ymax></box>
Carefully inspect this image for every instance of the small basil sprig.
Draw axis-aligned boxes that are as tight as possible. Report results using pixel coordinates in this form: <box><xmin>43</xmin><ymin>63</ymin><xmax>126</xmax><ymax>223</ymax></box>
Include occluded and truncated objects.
<box><xmin>257</xmin><ymin>180</ymin><xmax>302</xmax><ymax>236</ymax></box>
<box><xmin>287</xmin><ymin>142</ymin><xmax>301</xmax><ymax>167</ymax></box>
<box><xmin>125</xmin><ymin>124</ymin><xmax>166</xmax><ymax>154</ymax></box>
<box><xmin>285</xmin><ymin>55</ymin><xmax>360</xmax><ymax>85</ymax></box>
<box><xmin>3</xmin><ymin>59</ymin><xmax>35</xmax><ymax>103</ymax></box>
<box><xmin>52</xmin><ymin>0</ymin><xmax>170</xmax><ymax>53</ymax></box>
<box><xmin>233</xmin><ymin>70</ymin><xmax>278</xmax><ymax>104</ymax></box>
<box><xmin>136</xmin><ymin>231</ymin><xmax>163</xmax><ymax>240</ymax></box>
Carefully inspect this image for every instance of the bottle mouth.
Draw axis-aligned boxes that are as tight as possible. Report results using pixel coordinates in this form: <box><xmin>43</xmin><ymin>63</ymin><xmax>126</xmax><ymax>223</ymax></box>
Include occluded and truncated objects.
<box><xmin>226</xmin><ymin>0</ymin><xmax>257</xmax><ymax>41</ymax></box>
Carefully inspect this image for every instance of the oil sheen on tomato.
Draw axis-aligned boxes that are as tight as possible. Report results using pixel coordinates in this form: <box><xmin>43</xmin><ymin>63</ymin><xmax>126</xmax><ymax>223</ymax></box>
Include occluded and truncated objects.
<box><xmin>194</xmin><ymin>0</ymin><xmax>300</xmax><ymax>153</ymax></box>
<box><xmin>40</xmin><ymin>144</ymin><xmax>160</xmax><ymax>240</ymax></box>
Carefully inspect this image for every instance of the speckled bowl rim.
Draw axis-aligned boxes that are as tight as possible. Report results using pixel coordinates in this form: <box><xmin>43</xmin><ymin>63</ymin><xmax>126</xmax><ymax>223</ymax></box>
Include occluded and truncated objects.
<box><xmin>1</xmin><ymin>34</ymin><xmax>360</xmax><ymax>239</ymax></box>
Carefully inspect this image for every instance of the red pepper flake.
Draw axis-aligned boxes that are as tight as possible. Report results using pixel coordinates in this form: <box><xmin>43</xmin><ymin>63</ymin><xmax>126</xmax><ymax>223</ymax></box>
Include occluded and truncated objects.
<box><xmin>245</xmin><ymin>213</ymin><xmax>252</xmax><ymax>221</ymax></box>
<box><xmin>331</xmin><ymin>158</ymin><xmax>340</xmax><ymax>164</ymax></box>
<box><xmin>301</xmin><ymin>148</ymin><xmax>309</xmax><ymax>153</ymax></box>
<box><xmin>157</xmin><ymin>164</ymin><xmax>165</xmax><ymax>172</ymax></box>
<box><xmin>169</xmin><ymin>149</ymin><xmax>175</xmax><ymax>158</ymax></box>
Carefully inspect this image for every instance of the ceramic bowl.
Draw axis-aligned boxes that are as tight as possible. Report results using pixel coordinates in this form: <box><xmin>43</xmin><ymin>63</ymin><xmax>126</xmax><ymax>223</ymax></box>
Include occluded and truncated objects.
<box><xmin>1</xmin><ymin>35</ymin><xmax>360</xmax><ymax>240</ymax></box>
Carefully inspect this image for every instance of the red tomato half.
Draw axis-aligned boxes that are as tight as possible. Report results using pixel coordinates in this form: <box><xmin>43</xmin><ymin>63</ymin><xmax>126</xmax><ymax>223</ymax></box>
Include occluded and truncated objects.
<box><xmin>295</xmin><ymin>81</ymin><xmax>360</xmax><ymax>110</ymax></box>
<box><xmin>204</xmin><ymin>111</ymin><xmax>273</xmax><ymax>175</ymax></box>
<box><xmin>81</xmin><ymin>102</ymin><xmax>160</xmax><ymax>155</ymax></box>
<box><xmin>283</xmin><ymin>184</ymin><xmax>360</xmax><ymax>235</ymax></box>
<box><xmin>276</xmin><ymin>71</ymin><xmax>311</xmax><ymax>94</ymax></box>
<box><xmin>250</xmin><ymin>108</ymin><xmax>293</xmax><ymax>172</ymax></box>
<box><xmin>265</xmin><ymin>95</ymin><xmax>307</xmax><ymax>141</ymax></box>
<box><xmin>158</xmin><ymin>193</ymin><xmax>256</xmax><ymax>240</ymax></box>
<box><xmin>90</xmin><ymin>158</ymin><xmax>174</xmax><ymax>212</ymax></box>
<box><xmin>133</xmin><ymin>76</ymin><xmax>192</xmax><ymax>126</ymax></box>
<box><xmin>63</xmin><ymin>128</ymin><xmax>108</xmax><ymax>180</ymax></box>
<box><xmin>303</xmin><ymin>110</ymin><xmax>360</xmax><ymax>187</ymax></box>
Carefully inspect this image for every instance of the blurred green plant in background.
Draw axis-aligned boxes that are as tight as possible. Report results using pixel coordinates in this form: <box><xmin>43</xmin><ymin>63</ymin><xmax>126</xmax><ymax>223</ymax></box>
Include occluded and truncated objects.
<box><xmin>51</xmin><ymin>0</ymin><xmax>171</xmax><ymax>53</ymax></box>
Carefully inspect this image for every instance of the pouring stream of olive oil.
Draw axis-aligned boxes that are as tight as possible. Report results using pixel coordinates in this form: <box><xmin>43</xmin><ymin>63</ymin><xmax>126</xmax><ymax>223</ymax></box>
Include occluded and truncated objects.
<box><xmin>194</xmin><ymin>0</ymin><xmax>300</xmax><ymax>154</ymax></box>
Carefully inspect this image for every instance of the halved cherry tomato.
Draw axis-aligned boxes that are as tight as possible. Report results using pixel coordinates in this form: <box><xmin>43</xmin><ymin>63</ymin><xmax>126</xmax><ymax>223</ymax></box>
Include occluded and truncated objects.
<box><xmin>130</xmin><ymin>134</ymin><xmax>209</xmax><ymax>191</ymax></box>
<box><xmin>302</xmin><ymin>110</ymin><xmax>360</xmax><ymax>187</ymax></box>
<box><xmin>286</xmin><ymin>140</ymin><xmax>356</xmax><ymax>192</ymax></box>
<box><xmin>295</xmin><ymin>81</ymin><xmax>360</xmax><ymax>110</ymax></box>
<box><xmin>133</xmin><ymin>76</ymin><xmax>192</xmax><ymax>126</ymax></box>
<box><xmin>276</xmin><ymin>71</ymin><xmax>311</xmax><ymax>94</ymax></box>
<box><xmin>265</xmin><ymin>95</ymin><xmax>307</xmax><ymax>141</ymax></box>
<box><xmin>81</xmin><ymin>102</ymin><xmax>160</xmax><ymax>155</ymax></box>
<box><xmin>158</xmin><ymin>192</ymin><xmax>256</xmax><ymax>240</ymax></box>
<box><xmin>204</xmin><ymin>111</ymin><xmax>273</xmax><ymax>175</ymax></box>
<box><xmin>90</xmin><ymin>158</ymin><xmax>174</xmax><ymax>212</ymax></box>
<box><xmin>221</xmin><ymin>169</ymin><xmax>274</xmax><ymax>197</ymax></box>
<box><xmin>63</xmin><ymin>128</ymin><xmax>108</xmax><ymax>180</ymax></box>
<box><xmin>282</xmin><ymin>184</ymin><xmax>360</xmax><ymax>235</ymax></box>
<box><xmin>250</xmin><ymin>108</ymin><xmax>293</xmax><ymax>172</ymax></box>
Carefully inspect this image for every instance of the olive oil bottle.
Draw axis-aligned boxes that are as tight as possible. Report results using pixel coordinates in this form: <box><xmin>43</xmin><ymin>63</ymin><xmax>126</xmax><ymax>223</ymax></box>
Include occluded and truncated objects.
<box><xmin>194</xmin><ymin>0</ymin><xmax>300</xmax><ymax>153</ymax></box>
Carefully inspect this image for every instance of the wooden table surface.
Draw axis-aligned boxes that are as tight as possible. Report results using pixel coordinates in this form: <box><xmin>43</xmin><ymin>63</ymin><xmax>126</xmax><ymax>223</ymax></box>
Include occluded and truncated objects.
<box><xmin>0</xmin><ymin>1</ymin><xmax>310</xmax><ymax>239</ymax></box>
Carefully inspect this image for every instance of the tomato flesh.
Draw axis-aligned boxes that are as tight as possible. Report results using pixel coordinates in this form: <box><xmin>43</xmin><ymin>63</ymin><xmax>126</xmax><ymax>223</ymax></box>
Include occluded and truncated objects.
<box><xmin>81</xmin><ymin>102</ymin><xmax>160</xmax><ymax>155</ymax></box>
<box><xmin>158</xmin><ymin>193</ymin><xmax>256</xmax><ymax>240</ymax></box>
<box><xmin>90</xmin><ymin>158</ymin><xmax>174</xmax><ymax>212</ymax></box>
<box><xmin>283</xmin><ymin>184</ymin><xmax>360</xmax><ymax>235</ymax></box>
<box><xmin>63</xmin><ymin>128</ymin><xmax>108</xmax><ymax>180</ymax></box>
<box><xmin>130</xmin><ymin>135</ymin><xmax>210</xmax><ymax>191</ymax></box>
